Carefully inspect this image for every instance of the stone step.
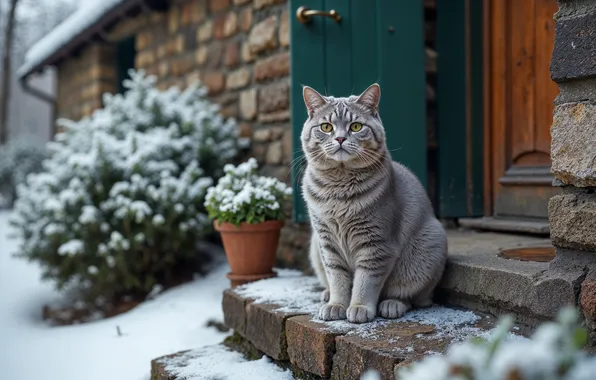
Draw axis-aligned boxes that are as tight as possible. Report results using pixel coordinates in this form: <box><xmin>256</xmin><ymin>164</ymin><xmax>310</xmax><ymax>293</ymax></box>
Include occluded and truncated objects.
<box><xmin>151</xmin><ymin>344</ymin><xmax>295</xmax><ymax>380</ymax></box>
<box><xmin>439</xmin><ymin>230</ymin><xmax>580</xmax><ymax>329</ymax></box>
<box><xmin>215</xmin><ymin>270</ymin><xmax>526</xmax><ymax>380</ymax></box>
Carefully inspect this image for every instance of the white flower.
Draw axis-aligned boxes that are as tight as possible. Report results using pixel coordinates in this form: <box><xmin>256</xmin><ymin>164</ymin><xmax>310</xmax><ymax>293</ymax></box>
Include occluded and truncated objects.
<box><xmin>153</xmin><ymin>214</ymin><xmax>165</xmax><ymax>225</ymax></box>
<box><xmin>58</xmin><ymin>240</ymin><xmax>84</xmax><ymax>256</ymax></box>
<box><xmin>106</xmin><ymin>256</ymin><xmax>116</xmax><ymax>268</ymax></box>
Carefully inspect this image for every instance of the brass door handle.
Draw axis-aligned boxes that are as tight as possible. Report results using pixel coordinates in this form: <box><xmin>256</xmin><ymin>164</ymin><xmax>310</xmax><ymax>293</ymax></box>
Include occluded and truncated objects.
<box><xmin>296</xmin><ymin>6</ymin><xmax>341</xmax><ymax>24</ymax></box>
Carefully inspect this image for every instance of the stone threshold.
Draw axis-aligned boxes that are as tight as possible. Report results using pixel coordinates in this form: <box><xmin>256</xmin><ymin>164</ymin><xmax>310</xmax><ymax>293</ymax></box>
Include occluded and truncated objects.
<box><xmin>152</xmin><ymin>269</ymin><xmax>527</xmax><ymax>380</ymax></box>
<box><xmin>439</xmin><ymin>230</ymin><xmax>580</xmax><ymax>329</ymax></box>
<box><xmin>458</xmin><ymin>216</ymin><xmax>550</xmax><ymax>235</ymax></box>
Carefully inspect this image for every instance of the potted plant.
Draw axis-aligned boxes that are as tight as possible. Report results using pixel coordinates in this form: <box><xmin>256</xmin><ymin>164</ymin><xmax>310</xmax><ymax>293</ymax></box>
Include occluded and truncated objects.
<box><xmin>204</xmin><ymin>158</ymin><xmax>293</xmax><ymax>287</ymax></box>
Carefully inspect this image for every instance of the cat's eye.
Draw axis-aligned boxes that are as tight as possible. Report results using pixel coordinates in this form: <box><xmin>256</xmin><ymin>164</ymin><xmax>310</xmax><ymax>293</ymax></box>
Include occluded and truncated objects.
<box><xmin>320</xmin><ymin>123</ymin><xmax>333</xmax><ymax>133</ymax></box>
<box><xmin>350</xmin><ymin>122</ymin><xmax>363</xmax><ymax>132</ymax></box>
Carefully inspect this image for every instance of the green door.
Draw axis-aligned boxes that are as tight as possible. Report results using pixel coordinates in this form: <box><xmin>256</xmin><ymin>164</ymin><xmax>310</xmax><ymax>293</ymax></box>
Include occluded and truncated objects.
<box><xmin>290</xmin><ymin>0</ymin><xmax>427</xmax><ymax>222</ymax></box>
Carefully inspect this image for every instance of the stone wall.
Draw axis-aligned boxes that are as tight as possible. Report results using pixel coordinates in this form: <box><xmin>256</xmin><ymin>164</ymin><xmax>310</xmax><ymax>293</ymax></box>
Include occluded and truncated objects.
<box><xmin>56</xmin><ymin>43</ymin><xmax>117</xmax><ymax>121</ymax></box>
<box><xmin>548</xmin><ymin>0</ymin><xmax>596</xmax><ymax>341</ymax></box>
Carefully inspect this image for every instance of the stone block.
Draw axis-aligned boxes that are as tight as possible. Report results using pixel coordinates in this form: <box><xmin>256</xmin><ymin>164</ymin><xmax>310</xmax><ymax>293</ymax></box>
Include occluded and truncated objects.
<box><xmin>551</xmin><ymin>11</ymin><xmax>596</xmax><ymax>82</ymax></box>
<box><xmin>254</xmin><ymin>52</ymin><xmax>290</xmax><ymax>82</ymax></box>
<box><xmin>210</xmin><ymin>0</ymin><xmax>231</xmax><ymax>13</ymax></box>
<box><xmin>286</xmin><ymin>315</ymin><xmax>349</xmax><ymax>378</ymax></box>
<box><xmin>224</xmin><ymin>42</ymin><xmax>240</xmax><ymax>67</ymax></box>
<box><xmin>581</xmin><ymin>280</ymin><xmax>596</xmax><ymax>322</ymax></box>
<box><xmin>549</xmin><ymin>190</ymin><xmax>596</xmax><ymax>252</ymax></box>
<box><xmin>214</xmin><ymin>12</ymin><xmax>238</xmax><ymax>39</ymax></box>
<box><xmin>253</xmin><ymin>128</ymin><xmax>271</xmax><ymax>142</ymax></box>
<box><xmin>258</xmin><ymin>110</ymin><xmax>290</xmax><ymax>123</ymax></box>
<box><xmin>170</xmin><ymin>56</ymin><xmax>193</xmax><ymax>77</ymax></box>
<box><xmin>259</xmin><ymin>81</ymin><xmax>289</xmax><ymax>113</ymax></box>
<box><xmin>239</xmin><ymin>8</ymin><xmax>253</xmax><ymax>32</ymax></box>
<box><xmin>551</xmin><ymin>102</ymin><xmax>596</xmax><ymax>187</ymax></box>
<box><xmin>197</xmin><ymin>20</ymin><xmax>213</xmax><ymax>42</ymax></box>
<box><xmin>241</xmin><ymin>42</ymin><xmax>256</xmax><ymax>62</ymax></box>
<box><xmin>206</xmin><ymin>43</ymin><xmax>224</xmax><ymax>68</ymax></box>
<box><xmin>226</xmin><ymin>68</ymin><xmax>251</xmax><ymax>89</ymax></box>
<box><xmin>202</xmin><ymin>71</ymin><xmax>225</xmax><ymax>94</ymax></box>
<box><xmin>136</xmin><ymin>31</ymin><xmax>153</xmax><ymax>51</ymax></box>
<box><xmin>195</xmin><ymin>46</ymin><xmax>208</xmax><ymax>66</ymax></box>
<box><xmin>279</xmin><ymin>9</ymin><xmax>289</xmax><ymax>47</ymax></box>
<box><xmin>222</xmin><ymin>289</ymin><xmax>250</xmax><ymax>336</ymax></box>
<box><xmin>266</xmin><ymin>140</ymin><xmax>283</xmax><ymax>164</ymax></box>
<box><xmin>249</xmin><ymin>16</ymin><xmax>278</xmax><ymax>54</ymax></box>
<box><xmin>245</xmin><ymin>302</ymin><xmax>305</xmax><ymax>360</ymax></box>
<box><xmin>239</xmin><ymin>89</ymin><xmax>258</xmax><ymax>120</ymax></box>
<box><xmin>331</xmin><ymin>323</ymin><xmax>438</xmax><ymax>380</ymax></box>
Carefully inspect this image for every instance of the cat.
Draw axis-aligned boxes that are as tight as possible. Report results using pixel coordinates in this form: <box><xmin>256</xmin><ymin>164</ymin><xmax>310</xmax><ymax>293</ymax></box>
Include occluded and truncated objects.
<box><xmin>300</xmin><ymin>83</ymin><xmax>448</xmax><ymax>324</ymax></box>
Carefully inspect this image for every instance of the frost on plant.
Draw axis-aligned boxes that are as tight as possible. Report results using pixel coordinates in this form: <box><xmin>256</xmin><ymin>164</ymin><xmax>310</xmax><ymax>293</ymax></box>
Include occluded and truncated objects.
<box><xmin>204</xmin><ymin>158</ymin><xmax>293</xmax><ymax>226</ymax></box>
<box><xmin>10</xmin><ymin>70</ymin><xmax>245</xmax><ymax>306</ymax></box>
<box><xmin>0</xmin><ymin>135</ymin><xmax>47</xmax><ymax>207</ymax></box>
<box><xmin>395</xmin><ymin>307</ymin><xmax>595</xmax><ymax>380</ymax></box>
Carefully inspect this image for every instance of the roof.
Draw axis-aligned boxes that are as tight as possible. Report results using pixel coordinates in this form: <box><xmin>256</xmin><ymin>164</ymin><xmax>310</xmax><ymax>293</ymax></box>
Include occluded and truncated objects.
<box><xmin>17</xmin><ymin>0</ymin><xmax>167</xmax><ymax>79</ymax></box>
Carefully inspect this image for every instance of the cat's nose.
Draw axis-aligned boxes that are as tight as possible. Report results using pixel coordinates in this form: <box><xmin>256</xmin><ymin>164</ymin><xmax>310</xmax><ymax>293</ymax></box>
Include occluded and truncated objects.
<box><xmin>335</xmin><ymin>137</ymin><xmax>346</xmax><ymax>145</ymax></box>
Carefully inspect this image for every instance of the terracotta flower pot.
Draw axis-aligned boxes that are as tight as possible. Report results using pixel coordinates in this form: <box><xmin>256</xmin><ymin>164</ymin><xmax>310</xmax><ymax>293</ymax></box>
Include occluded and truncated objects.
<box><xmin>214</xmin><ymin>219</ymin><xmax>284</xmax><ymax>287</ymax></box>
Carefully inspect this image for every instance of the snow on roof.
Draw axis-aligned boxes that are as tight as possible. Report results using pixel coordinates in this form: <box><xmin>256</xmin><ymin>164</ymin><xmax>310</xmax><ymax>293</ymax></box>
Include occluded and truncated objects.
<box><xmin>17</xmin><ymin>0</ymin><xmax>131</xmax><ymax>79</ymax></box>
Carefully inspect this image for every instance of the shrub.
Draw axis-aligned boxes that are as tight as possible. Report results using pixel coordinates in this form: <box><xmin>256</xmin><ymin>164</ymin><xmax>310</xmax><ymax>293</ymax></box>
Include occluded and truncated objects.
<box><xmin>204</xmin><ymin>158</ymin><xmax>293</xmax><ymax>226</ymax></box>
<box><xmin>11</xmin><ymin>70</ymin><xmax>246</xmax><ymax>307</ymax></box>
<box><xmin>0</xmin><ymin>135</ymin><xmax>47</xmax><ymax>207</ymax></box>
<box><xmin>394</xmin><ymin>307</ymin><xmax>596</xmax><ymax>380</ymax></box>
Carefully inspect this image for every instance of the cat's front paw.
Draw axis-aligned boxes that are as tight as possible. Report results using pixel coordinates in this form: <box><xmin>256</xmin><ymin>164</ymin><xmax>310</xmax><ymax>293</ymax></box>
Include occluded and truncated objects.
<box><xmin>346</xmin><ymin>304</ymin><xmax>376</xmax><ymax>323</ymax></box>
<box><xmin>320</xmin><ymin>289</ymin><xmax>330</xmax><ymax>303</ymax></box>
<box><xmin>378</xmin><ymin>299</ymin><xmax>410</xmax><ymax>319</ymax></box>
<box><xmin>319</xmin><ymin>303</ymin><xmax>346</xmax><ymax>320</ymax></box>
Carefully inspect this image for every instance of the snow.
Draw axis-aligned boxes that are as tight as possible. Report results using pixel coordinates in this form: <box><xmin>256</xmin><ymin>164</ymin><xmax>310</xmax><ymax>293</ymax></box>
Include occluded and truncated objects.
<box><xmin>0</xmin><ymin>210</ymin><xmax>233</xmax><ymax>380</ymax></box>
<box><xmin>160</xmin><ymin>345</ymin><xmax>294</xmax><ymax>380</ymax></box>
<box><xmin>235</xmin><ymin>269</ymin><xmax>525</xmax><ymax>344</ymax></box>
<box><xmin>17</xmin><ymin>0</ymin><xmax>127</xmax><ymax>78</ymax></box>
<box><xmin>234</xmin><ymin>268</ymin><xmax>322</xmax><ymax>314</ymax></box>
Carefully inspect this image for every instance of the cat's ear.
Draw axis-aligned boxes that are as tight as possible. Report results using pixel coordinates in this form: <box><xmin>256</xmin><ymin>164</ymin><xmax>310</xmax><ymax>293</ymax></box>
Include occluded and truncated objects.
<box><xmin>303</xmin><ymin>86</ymin><xmax>328</xmax><ymax>115</ymax></box>
<box><xmin>356</xmin><ymin>83</ymin><xmax>381</xmax><ymax>112</ymax></box>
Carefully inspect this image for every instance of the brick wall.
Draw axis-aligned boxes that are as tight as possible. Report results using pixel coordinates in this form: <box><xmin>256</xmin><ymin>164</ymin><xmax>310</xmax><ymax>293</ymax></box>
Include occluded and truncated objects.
<box><xmin>548</xmin><ymin>0</ymin><xmax>596</xmax><ymax>340</ymax></box>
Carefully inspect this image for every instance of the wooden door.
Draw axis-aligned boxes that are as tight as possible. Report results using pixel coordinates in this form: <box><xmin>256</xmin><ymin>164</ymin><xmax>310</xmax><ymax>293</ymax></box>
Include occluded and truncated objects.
<box><xmin>289</xmin><ymin>0</ymin><xmax>427</xmax><ymax>222</ymax></box>
<box><xmin>484</xmin><ymin>0</ymin><xmax>560</xmax><ymax>220</ymax></box>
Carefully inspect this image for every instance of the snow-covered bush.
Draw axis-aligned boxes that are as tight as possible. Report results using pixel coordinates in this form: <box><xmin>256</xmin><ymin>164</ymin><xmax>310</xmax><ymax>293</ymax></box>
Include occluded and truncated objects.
<box><xmin>0</xmin><ymin>135</ymin><xmax>48</xmax><ymax>207</ymax></box>
<box><xmin>204</xmin><ymin>158</ymin><xmax>292</xmax><ymax>226</ymax></box>
<box><xmin>395</xmin><ymin>307</ymin><xmax>596</xmax><ymax>380</ymax></box>
<box><xmin>10</xmin><ymin>69</ymin><xmax>246</xmax><ymax>306</ymax></box>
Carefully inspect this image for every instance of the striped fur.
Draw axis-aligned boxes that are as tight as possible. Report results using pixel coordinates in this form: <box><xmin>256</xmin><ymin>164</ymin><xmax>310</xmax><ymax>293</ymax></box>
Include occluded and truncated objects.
<box><xmin>301</xmin><ymin>84</ymin><xmax>448</xmax><ymax>323</ymax></box>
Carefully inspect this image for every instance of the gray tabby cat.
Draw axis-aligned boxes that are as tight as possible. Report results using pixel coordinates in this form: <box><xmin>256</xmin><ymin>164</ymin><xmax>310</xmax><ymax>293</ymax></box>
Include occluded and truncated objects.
<box><xmin>300</xmin><ymin>83</ymin><xmax>448</xmax><ymax>324</ymax></box>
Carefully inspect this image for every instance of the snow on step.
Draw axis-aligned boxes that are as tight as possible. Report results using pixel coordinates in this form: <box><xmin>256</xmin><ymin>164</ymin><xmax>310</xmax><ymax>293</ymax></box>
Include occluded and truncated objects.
<box><xmin>153</xmin><ymin>344</ymin><xmax>294</xmax><ymax>380</ymax></box>
<box><xmin>233</xmin><ymin>268</ymin><xmax>523</xmax><ymax>343</ymax></box>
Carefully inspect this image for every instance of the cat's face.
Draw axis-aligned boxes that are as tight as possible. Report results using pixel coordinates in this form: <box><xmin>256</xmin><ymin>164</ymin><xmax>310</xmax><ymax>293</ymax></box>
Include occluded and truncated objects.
<box><xmin>300</xmin><ymin>84</ymin><xmax>385</xmax><ymax>168</ymax></box>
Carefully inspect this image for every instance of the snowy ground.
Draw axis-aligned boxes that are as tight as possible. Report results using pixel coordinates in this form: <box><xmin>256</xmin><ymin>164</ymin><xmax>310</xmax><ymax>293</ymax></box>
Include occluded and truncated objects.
<box><xmin>0</xmin><ymin>210</ymin><xmax>241</xmax><ymax>380</ymax></box>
